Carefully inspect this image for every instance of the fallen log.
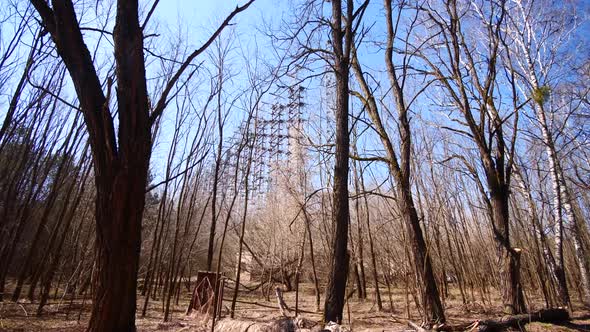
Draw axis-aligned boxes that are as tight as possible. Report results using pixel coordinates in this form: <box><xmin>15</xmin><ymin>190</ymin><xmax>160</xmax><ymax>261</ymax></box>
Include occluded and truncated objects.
<box><xmin>405</xmin><ymin>308</ymin><xmax>570</xmax><ymax>332</ymax></box>
<box><xmin>474</xmin><ymin>308</ymin><xmax>569</xmax><ymax>332</ymax></box>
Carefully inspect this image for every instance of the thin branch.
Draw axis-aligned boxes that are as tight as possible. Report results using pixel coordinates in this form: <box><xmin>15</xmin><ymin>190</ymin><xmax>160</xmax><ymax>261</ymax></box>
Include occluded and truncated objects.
<box><xmin>149</xmin><ymin>0</ymin><xmax>255</xmax><ymax>125</ymax></box>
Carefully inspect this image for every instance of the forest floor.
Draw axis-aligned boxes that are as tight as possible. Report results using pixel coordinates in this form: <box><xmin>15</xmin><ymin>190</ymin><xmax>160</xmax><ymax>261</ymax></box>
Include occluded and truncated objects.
<box><xmin>0</xmin><ymin>282</ymin><xmax>589</xmax><ymax>331</ymax></box>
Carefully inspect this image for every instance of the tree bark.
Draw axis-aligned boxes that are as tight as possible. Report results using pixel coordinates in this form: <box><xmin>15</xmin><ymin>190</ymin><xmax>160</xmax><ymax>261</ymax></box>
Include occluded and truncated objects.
<box><xmin>400</xmin><ymin>188</ymin><xmax>446</xmax><ymax>323</ymax></box>
<box><xmin>29</xmin><ymin>0</ymin><xmax>251</xmax><ymax>328</ymax></box>
<box><xmin>490</xmin><ymin>186</ymin><xmax>526</xmax><ymax>315</ymax></box>
<box><xmin>323</xmin><ymin>0</ymin><xmax>353</xmax><ymax>324</ymax></box>
<box><xmin>29</xmin><ymin>1</ymin><xmax>150</xmax><ymax>330</ymax></box>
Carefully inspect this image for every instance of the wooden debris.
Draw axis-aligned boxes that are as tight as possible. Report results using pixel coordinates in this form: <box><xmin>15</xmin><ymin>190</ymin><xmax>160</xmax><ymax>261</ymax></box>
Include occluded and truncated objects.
<box><xmin>275</xmin><ymin>287</ymin><xmax>292</xmax><ymax>317</ymax></box>
<box><xmin>405</xmin><ymin>308</ymin><xmax>570</xmax><ymax>331</ymax></box>
<box><xmin>214</xmin><ymin>316</ymin><xmax>319</xmax><ymax>332</ymax></box>
<box><xmin>321</xmin><ymin>321</ymin><xmax>351</xmax><ymax>332</ymax></box>
<box><xmin>407</xmin><ymin>320</ymin><xmax>429</xmax><ymax>332</ymax></box>
<box><xmin>474</xmin><ymin>308</ymin><xmax>569</xmax><ymax>332</ymax></box>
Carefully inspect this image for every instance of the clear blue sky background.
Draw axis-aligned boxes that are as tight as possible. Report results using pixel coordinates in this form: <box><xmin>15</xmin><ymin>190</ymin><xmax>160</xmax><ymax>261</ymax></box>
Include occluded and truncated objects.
<box><xmin>150</xmin><ymin>0</ymin><xmax>285</xmax><ymax>48</ymax></box>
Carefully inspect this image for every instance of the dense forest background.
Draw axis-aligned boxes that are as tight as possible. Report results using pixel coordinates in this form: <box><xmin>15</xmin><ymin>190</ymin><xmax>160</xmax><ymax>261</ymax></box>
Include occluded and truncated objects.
<box><xmin>0</xmin><ymin>0</ymin><xmax>589</xmax><ymax>331</ymax></box>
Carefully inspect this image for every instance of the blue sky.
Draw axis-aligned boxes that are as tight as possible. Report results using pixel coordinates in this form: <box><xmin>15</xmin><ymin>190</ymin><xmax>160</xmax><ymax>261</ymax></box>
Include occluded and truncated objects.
<box><xmin>1</xmin><ymin>0</ymin><xmax>587</xmax><ymax>194</ymax></box>
<box><xmin>143</xmin><ymin>1</ymin><xmax>290</xmax><ymax>181</ymax></box>
<box><xmin>150</xmin><ymin>0</ymin><xmax>284</xmax><ymax>46</ymax></box>
<box><xmin>145</xmin><ymin>0</ymin><xmax>385</xmax><ymax>188</ymax></box>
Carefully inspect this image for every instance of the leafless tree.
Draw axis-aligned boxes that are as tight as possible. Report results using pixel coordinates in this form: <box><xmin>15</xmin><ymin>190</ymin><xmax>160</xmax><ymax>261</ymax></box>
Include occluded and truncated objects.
<box><xmin>27</xmin><ymin>0</ymin><xmax>253</xmax><ymax>330</ymax></box>
<box><xmin>350</xmin><ymin>0</ymin><xmax>445</xmax><ymax>324</ymax></box>
<box><xmin>417</xmin><ymin>0</ymin><xmax>526</xmax><ymax>314</ymax></box>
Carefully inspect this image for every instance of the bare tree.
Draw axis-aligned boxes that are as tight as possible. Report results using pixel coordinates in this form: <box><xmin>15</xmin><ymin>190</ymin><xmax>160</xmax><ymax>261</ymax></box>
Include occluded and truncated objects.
<box><xmin>418</xmin><ymin>0</ymin><xmax>526</xmax><ymax>314</ymax></box>
<box><xmin>349</xmin><ymin>0</ymin><xmax>445</xmax><ymax>324</ymax></box>
<box><xmin>322</xmin><ymin>0</ymin><xmax>355</xmax><ymax>324</ymax></box>
<box><xmin>505</xmin><ymin>0</ymin><xmax>590</xmax><ymax>305</ymax></box>
<box><xmin>27</xmin><ymin>0</ymin><xmax>253</xmax><ymax>330</ymax></box>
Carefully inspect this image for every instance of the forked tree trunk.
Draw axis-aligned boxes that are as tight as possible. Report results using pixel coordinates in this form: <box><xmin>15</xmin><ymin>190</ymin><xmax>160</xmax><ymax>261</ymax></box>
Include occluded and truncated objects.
<box><xmin>28</xmin><ymin>0</ymin><xmax>251</xmax><ymax>325</ymax></box>
<box><xmin>418</xmin><ymin>0</ymin><xmax>526</xmax><ymax>316</ymax></box>
<box><xmin>90</xmin><ymin>0</ymin><xmax>152</xmax><ymax>329</ymax></box>
<box><xmin>29</xmin><ymin>1</ymin><xmax>151</xmax><ymax>330</ymax></box>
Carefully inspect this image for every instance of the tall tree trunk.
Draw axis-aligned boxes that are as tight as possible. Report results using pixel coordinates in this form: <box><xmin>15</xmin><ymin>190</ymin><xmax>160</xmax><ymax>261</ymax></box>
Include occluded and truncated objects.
<box><xmin>295</xmin><ymin>225</ymin><xmax>307</xmax><ymax>316</ymax></box>
<box><xmin>348</xmin><ymin>0</ymin><xmax>446</xmax><ymax>322</ymax></box>
<box><xmin>206</xmin><ymin>88</ymin><xmax>224</xmax><ymax>271</ymax></box>
<box><xmin>88</xmin><ymin>167</ymin><xmax>148</xmax><ymax>331</ymax></box>
<box><xmin>323</xmin><ymin>0</ymin><xmax>353</xmax><ymax>324</ymax></box>
<box><xmin>534</xmin><ymin>102</ymin><xmax>573</xmax><ymax>308</ymax></box>
<box><xmin>28</xmin><ymin>0</ymin><xmax>249</xmax><ymax>327</ymax></box>
<box><xmin>514</xmin><ymin>6</ymin><xmax>584</xmax><ymax>303</ymax></box>
<box><xmin>418</xmin><ymin>0</ymin><xmax>525</xmax><ymax>314</ymax></box>
<box><xmin>400</xmin><ymin>188</ymin><xmax>446</xmax><ymax>323</ymax></box>
<box><xmin>29</xmin><ymin>1</ymin><xmax>150</xmax><ymax>330</ymax></box>
<box><xmin>490</xmin><ymin>186</ymin><xmax>526</xmax><ymax>315</ymax></box>
<box><xmin>89</xmin><ymin>1</ymin><xmax>151</xmax><ymax>329</ymax></box>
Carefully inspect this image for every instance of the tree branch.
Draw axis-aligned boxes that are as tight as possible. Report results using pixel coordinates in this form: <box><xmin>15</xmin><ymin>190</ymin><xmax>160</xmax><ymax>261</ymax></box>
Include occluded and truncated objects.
<box><xmin>149</xmin><ymin>0</ymin><xmax>255</xmax><ymax>124</ymax></box>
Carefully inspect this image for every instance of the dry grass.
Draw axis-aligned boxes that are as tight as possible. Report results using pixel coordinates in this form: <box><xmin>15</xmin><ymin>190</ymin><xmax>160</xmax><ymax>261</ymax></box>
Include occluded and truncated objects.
<box><xmin>1</xmin><ymin>282</ymin><xmax>589</xmax><ymax>331</ymax></box>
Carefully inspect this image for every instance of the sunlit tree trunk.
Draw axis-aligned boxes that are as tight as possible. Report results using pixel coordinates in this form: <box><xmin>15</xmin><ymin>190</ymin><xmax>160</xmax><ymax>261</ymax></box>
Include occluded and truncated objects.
<box><xmin>323</xmin><ymin>0</ymin><xmax>353</xmax><ymax>324</ymax></box>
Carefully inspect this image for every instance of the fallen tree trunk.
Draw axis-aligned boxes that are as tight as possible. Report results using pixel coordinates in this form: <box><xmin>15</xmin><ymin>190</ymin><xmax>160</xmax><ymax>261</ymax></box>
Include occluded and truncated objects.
<box><xmin>421</xmin><ymin>308</ymin><xmax>570</xmax><ymax>332</ymax></box>
<box><xmin>474</xmin><ymin>308</ymin><xmax>569</xmax><ymax>332</ymax></box>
